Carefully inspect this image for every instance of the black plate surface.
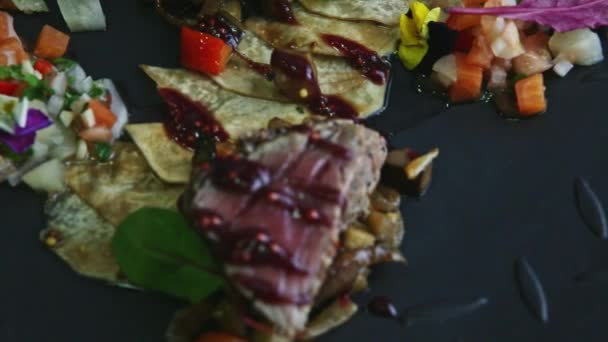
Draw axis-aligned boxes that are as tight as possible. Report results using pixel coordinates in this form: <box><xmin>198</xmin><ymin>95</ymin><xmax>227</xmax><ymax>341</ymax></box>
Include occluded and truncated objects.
<box><xmin>3</xmin><ymin>2</ymin><xmax>608</xmax><ymax>341</ymax></box>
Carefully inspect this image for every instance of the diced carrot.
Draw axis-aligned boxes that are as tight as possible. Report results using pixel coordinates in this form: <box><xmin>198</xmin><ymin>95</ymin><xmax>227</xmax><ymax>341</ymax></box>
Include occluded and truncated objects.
<box><xmin>88</xmin><ymin>99</ymin><xmax>117</xmax><ymax>128</ymax></box>
<box><xmin>463</xmin><ymin>0</ymin><xmax>488</xmax><ymax>7</ymax></box>
<box><xmin>515</xmin><ymin>73</ymin><xmax>546</xmax><ymax>116</ymax></box>
<box><xmin>0</xmin><ymin>37</ymin><xmax>27</xmax><ymax>64</ymax></box>
<box><xmin>466</xmin><ymin>35</ymin><xmax>493</xmax><ymax>69</ymax></box>
<box><xmin>34</xmin><ymin>25</ymin><xmax>70</xmax><ymax>59</ymax></box>
<box><xmin>447</xmin><ymin>14</ymin><xmax>481</xmax><ymax>31</ymax></box>
<box><xmin>449</xmin><ymin>53</ymin><xmax>483</xmax><ymax>103</ymax></box>
<box><xmin>454</xmin><ymin>29</ymin><xmax>475</xmax><ymax>52</ymax></box>
<box><xmin>0</xmin><ymin>11</ymin><xmax>16</xmax><ymax>40</ymax></box>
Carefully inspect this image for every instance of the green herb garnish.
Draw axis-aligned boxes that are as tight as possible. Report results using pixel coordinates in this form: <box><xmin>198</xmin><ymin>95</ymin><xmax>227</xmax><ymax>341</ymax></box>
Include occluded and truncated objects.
<box><xmin>94</xmin><ymin>142</ymin><xmax>113</xmax><ymax>162</ymax></box>
<box><xmin>53</xmin><ymin>57</ymin><xmax>77</xmax><ymax>71</ymax></box>
<box><xmin>111</xmin><ymin>208</ymin><xmax>224</xmax><ymax>302</ymax></box>
<box><xmin>88</xmin><ymin>83</ymin><xmax>105</xmax><ymax>98</ymax></box>
<box><xmin>0</xmin><ymin>65</ymin><xmax>54</xmax><ymax>101</ymax></box>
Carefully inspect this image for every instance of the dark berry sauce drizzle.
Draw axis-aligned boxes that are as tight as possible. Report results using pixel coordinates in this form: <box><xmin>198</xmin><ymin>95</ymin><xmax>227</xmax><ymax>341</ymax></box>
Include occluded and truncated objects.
<box><xmin>158</xmin><ymin>88</ymin><xmax>228</xmax><ymax>149</ymax></box>
<box><xmin>270</xmin><ymin>49</ymin><xmax>359</xmax><ymax>119</ymax></box>
<box><xmin>321</xmin><ymin>34</ymin><xmax>390</xmax><ymax>85</ymax></box>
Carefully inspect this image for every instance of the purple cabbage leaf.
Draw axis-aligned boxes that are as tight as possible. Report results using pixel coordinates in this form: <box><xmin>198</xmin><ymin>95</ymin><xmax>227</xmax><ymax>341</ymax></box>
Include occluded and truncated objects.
<box><xmin>448</xmin><ymin>0</ymin><xmax>608</xmax><ymax>32</ymax></box>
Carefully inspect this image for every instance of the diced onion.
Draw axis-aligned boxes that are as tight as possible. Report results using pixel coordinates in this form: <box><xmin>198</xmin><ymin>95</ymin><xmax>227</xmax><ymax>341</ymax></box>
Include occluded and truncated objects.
<box><xmin>47</xmin><ymin>95</ymin><xmax>65</xmax><ymax>117</ymax></box>
<box><xmin>553</xmin><ymin>59</ymin><xmax>574</xmax><ymax>77</ymax></box>
<box><xmin>50</xmin><ymin>72</ymin><xmax>68</xmax><ymax>96</ymax></box>
<box><xmin>67</xmin><ymin>64</ymin><xmax>87</xmax><ymax>88</ymax></box>
<box><xmin>74</xmin><ymin>76</ymin><xmax>93</xmax><ymax>94</ymax></box>
<box><xmin>432</xmin><ymin>54</ymin><xmax>457</xmax><ymax>88</ymax></box>
<box><xmin>57</xmin><ymin>0</ymin><xmax>106</xmax><ymax>32</ymax></box>
<box><xmin>101</xmin><ymin>79</ymin><xmax>129</xmax><ymax>139</ymax></box>
<box><xmin>549</xmin><ymin>29</ymin><xmax>604</xmax><ymax>66</ymax></box>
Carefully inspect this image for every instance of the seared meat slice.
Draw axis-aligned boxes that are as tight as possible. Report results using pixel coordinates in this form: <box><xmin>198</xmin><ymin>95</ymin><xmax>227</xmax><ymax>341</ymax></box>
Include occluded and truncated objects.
<box><xmin>185</xmin><ymin>120</ymin><xmax>386</xmax><ymax>335</ymax></box>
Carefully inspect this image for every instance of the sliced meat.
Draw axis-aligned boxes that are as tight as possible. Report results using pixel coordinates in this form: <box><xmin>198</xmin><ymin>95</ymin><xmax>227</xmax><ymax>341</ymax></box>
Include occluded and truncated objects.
<box><xmin>185</xmin><ymin>120</ymin><xmax>386</xmax><ymax>335</ymax></box>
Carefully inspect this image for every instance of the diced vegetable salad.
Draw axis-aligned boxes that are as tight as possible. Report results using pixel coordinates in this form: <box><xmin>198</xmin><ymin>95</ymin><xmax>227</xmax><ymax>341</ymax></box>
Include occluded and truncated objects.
<box><xmin>399</xmin><ymin>0</ymin><xmax>605</xmax><ymax>117</ymax></box>
<box><xmin>0</xmin><ymin>12</ymin><xmax>128</xmax><ymax>188</ymax></box>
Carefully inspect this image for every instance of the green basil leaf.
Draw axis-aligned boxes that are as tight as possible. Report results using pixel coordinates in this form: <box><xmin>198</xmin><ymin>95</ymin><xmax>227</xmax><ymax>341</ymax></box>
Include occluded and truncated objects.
<box><xmin>111</xmin><ymin>207</ymin><xmax>224</xmax><ymax>302</ymax></box>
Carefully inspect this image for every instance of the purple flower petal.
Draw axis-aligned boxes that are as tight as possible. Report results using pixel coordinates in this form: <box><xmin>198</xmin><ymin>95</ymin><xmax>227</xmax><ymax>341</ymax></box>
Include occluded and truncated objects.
<box><xmin>0</xmin><ymin>132</ymin><xmax>35</xmax><ymax>153</ymax></box>
<box><xmin>13</xmin><ymin>109</ymin><xmax>52</xmax><ymax>137</ymax></box>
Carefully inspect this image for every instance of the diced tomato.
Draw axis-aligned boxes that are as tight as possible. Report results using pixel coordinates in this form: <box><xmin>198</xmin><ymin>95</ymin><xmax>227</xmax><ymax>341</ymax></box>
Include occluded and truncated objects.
<box><xmin>515</xmin><ymin>73</ymin><xmax>546</xmax><ymax>116</ymax></box>
<box><xmin>88</xmin><ymin>99</ymin><xmax>117</xmax><ymax>128</ymax></box>
<box><xmin>449</xmin><ymin>53</ymin><xmax>483</xmax><ymax>103</ymax></box>
<box><xmin>0</xmin><ymin>37</ymin><xmax>27</xmax><ymax>65</ymax></box>
<box><xmin>33</xmin><ymin>58</ymin><xmax>54</xmax><ymax>76</ymax></box>
<box><xmin>34</xmin><ymin>25</ymin><xmax>70</xmax><ymax>59</ymax></box>
<box><xmin>466</xmin><ymin>35</ymin><xmax>493</xmax><ymax>69</ymax></box>
<box><xmin>0</xmin><ymin>80</ymin><xmax>18</xmax><ymax>95</ymax></box>
<box><xmin>447</xmin><ymin>14</ymin><xmax>481</xmax><ymax>31</ymax></box>
<box><xmin>0</xmin><ymin>11</ymin><xmax>16</xmax><ymax>40</ymax></box>
<box><xmin>79</xmin><ymin>127</ymin><xmax>113</xmax><ymax>142</ymax></box>
<box><xmin>181</xmin><ymin>26</ymin><xmax>232</xmax><ymax>75</ymax></box>
<box><xmin>454</xmin><ymin>29</ymin><xmax>475</xmax><ymax>52</ymax></box>
<box><xmin>196</xmin><ymin>332</ymin><xmax>248</xmax><ymax>342</ymax></box>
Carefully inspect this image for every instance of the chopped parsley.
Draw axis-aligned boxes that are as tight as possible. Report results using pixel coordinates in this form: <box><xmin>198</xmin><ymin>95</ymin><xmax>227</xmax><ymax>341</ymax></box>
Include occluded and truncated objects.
<box><xmin>52</xmin><ymin>58</ymin><xmax>77</xmax><ymax>71</ymax></box>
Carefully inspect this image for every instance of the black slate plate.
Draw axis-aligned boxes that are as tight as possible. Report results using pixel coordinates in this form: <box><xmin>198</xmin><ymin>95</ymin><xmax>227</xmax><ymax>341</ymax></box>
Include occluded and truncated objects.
<box><xmin>3</xmin><ymin>2</ymin><xmax>608</xmax><ymax>342</ymax></box>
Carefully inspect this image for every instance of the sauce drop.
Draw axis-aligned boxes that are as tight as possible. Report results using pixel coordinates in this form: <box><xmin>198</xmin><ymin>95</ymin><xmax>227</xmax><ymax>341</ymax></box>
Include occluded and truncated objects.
<box><xmin>368</xmin><ymin>296</ymin><xmax>400</xmax><ymax>320</ymax></box>
<box><xmin>158</xmin><ymin>88</ymin><xmax>228</xmax><ymax>149</ymax></box>
<box><xmin>268</xmin><ymin>0</ymin><xmax>298</xmax><ymax>24</ymax></box>
<box><xmin>321</xmin><ymin>34</ymin><xmax>390</xmax><ymax>85</ymax></box>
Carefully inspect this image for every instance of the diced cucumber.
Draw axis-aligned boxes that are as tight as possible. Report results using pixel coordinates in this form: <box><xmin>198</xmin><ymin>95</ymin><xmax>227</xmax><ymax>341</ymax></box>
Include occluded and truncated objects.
<box><xmin>59</xmin><ymin>110</ymin><xmax>75</xmax><ymax>127</ymax></box>
<box><xmin>80</xmin><ymin>108</ymin><xmax>96</xmax><ymax>128</ymax></box>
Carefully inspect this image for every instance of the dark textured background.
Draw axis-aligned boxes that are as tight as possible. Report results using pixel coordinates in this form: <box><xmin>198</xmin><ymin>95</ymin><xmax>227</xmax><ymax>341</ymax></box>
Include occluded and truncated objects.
<box><xmin>2</xmin><ymin>2</ymin><xmax>608</xmax><ymax>341</ymax></box>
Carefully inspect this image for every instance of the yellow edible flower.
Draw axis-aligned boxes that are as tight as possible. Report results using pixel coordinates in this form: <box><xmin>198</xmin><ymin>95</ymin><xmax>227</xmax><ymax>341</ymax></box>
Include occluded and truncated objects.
<box><xmin>398</xmin><ymin>1</ymin><xmax>442</xmax><ymax>70</ymax></box>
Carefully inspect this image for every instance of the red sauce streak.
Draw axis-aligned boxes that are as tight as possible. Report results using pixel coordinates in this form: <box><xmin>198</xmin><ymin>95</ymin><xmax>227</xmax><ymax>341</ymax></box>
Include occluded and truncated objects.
<box><xmin>270</xmin><ymin>49</ymin><xmax>358</xmax><ymax>119</ymax></box>
<box><xmin>321</xmin><ymin>34</ymin><xmax>390</xmax><ymax>85</ymax></box>
<box><xmin>158</xmin><ymin>88</ymin><xmax>228</xmax><ymax>149</ymax></box>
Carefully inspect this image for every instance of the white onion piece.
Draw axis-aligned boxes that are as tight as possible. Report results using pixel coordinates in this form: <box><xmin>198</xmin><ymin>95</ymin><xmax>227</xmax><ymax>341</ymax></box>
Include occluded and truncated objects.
<box><xmin>67</xmin><ymin>64</ymin><xmax>87</xmax><ymax>89</ymax></box>
<box><xmin>553</xmin><ymin>59</ymin><xmax>574</xmax><ymax>77</ymax></box>
<box><xmin>432</xmin><ymin>54</ymin><xmax>457</xmax><ymax>88</ymax></box>
<box><xmin>101</xmin><ymin>79</ymin><xmax>129</xmax><ymax>139</ymax></box>
<box><xmin>75</xmin><ymin>139</ymin><xmax>89</xmax><ymax>160</ymax></box>
<box><xmin>74</xmin><ymin>76</ymin><xmax>93</xmax><ymax>94</ymax></box>
<box><xmin>47</xmin><ymin>95</ymin><xmax>64</xmax><ymax>117</ymax></box>
<box><xmin>57</xmin><ymin>0</ymin><xmax>106</xmax><ymax>32</ymax></box>
<box><xmin>12</xmin><ymin>0</ymin><xmax>49</xmax><ymax>13</ymax></box>
<box><xmin>50</xmin><ymin>72</ymin><xmax>68</xmax><ymax>96</ymax></box>
<box><xmin>549</xmin><ymin>29</ymin><xmax>604</xmax><ymax>66</ymax></box>
<box><xmin>70</xmin><ymin>93</ymin><xmax>91</xmax><ymax>114</ymax></box>
<box><xmin>488</xmin><ymin>65</ymin><xmax>508</xmax><ymax>89</ymax></box>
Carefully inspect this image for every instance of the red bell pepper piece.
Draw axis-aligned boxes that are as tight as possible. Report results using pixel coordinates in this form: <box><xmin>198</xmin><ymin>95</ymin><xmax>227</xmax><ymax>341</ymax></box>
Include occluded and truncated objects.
<box><xmin>0</xmin><ymin>81</ymin><xmax>19</xmax><ymax>95</ymax></box>
<box><xmin>180</xmin><ymin>26</ymin><xmax>232</xmax><ymax>75</ymax></box>
<box><xmin>33</xmin><ymin>58</ymin><xmax>54</xmax><ymax>76</ymax></box>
